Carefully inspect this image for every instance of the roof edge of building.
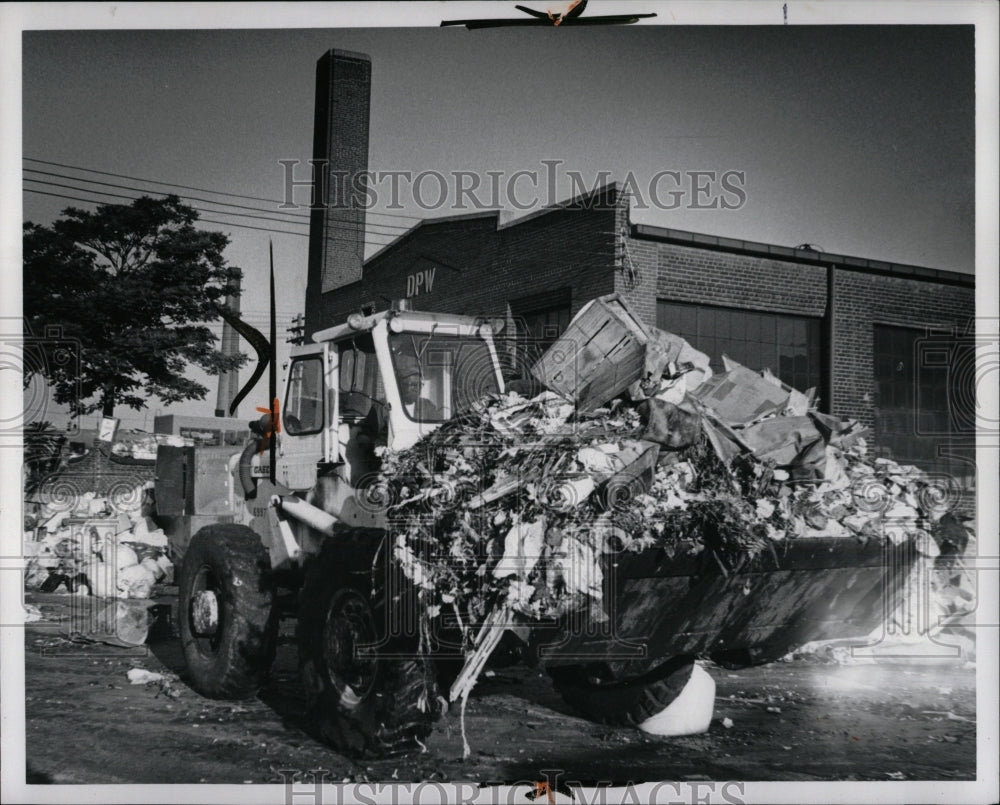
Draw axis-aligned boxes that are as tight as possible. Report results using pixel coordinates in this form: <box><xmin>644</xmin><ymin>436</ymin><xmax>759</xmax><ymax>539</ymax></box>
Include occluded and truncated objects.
<box><xmin>365</xmin><ymin>183</ymin><xmax>622</xmax><ymax>267</ymax></box>
<box><xmin>363</xmin><ymin>210</ymin><xmax>500</xmax><ymax>266</ymax></box>
<box><xmin>326</xmin><ymin>48</ymin><xmax>372</xmax><ymax>63</ymax></box>
<box><xmin>496</xmin><ymin>181</ymin><xmax>621</xmax><ymax>231</ymax></box>
<box><xmin>631</xmin><ymin>223</ymin><xmax>974</xmax><ymax>287</ymax></box>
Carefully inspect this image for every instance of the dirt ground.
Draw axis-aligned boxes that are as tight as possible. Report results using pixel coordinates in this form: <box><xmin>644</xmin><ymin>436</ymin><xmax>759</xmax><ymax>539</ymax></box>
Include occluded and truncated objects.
<box><xmin>21</xmin><ymin>592</ymin><xmax>976</xmax><ymax>786</ymax></box>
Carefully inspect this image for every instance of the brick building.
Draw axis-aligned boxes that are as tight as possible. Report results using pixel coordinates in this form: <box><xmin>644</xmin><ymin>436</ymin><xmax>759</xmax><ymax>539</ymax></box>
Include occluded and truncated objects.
<box><xmin>305</xmin><ymin>182</ymin><xmax>975</xmax><ymax>482</ymax></box>
<box><xmin>302</xmin><ymin>50</ymin><xmax>975</xmax><ymax>483</ymax></box>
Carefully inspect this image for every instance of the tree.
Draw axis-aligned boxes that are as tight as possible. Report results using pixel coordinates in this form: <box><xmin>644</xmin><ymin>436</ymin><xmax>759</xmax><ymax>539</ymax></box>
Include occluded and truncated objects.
<box><xmin>24</xmin><ymin>195</ymin><xmax>246</xmax><ymax>419</ymax></box>
<box><xmin>23</xmin><ymin>421</ymin><xmax>66</xmax><ymax>495</ymax></box>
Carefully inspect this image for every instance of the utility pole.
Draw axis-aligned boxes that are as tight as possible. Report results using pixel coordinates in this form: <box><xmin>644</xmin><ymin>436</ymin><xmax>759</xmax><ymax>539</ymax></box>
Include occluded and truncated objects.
<box><xmin>286</xmin><ymin>313</ymin><xmax>306</xmax><ymax>345</ymax></box>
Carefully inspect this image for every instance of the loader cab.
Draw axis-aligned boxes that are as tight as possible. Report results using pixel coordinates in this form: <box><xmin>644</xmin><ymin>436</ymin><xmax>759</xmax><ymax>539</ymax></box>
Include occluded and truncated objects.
<box><xmin>275</xmin><ymin>342</ymin><xmax>332</xmax><ymax>490</ymax></box>
<box><xmin>335</xmin><ymin>331</ymin><xmax>388</xmax><ymax>484</ymax></box>
<box><xmin>273</xmin><ymin>308</ymin><xmax>505</xmax><ymax>492</ymax></box>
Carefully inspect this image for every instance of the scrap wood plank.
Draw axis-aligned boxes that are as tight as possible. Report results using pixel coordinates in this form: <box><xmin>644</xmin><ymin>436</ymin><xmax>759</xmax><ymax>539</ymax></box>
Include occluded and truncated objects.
<box><xmin>580</xmin><ymin>327</ymin><xmax>629</xmax><ymax>364</ymax></box>
<box><xmin>579</xmin><ymin>329</ymin><xmax>640</xmax><ymax>374</ymax></box>
<box><xmin>466</xmin><ymin>475</ymin><xmax>526</xmax><ymax>510</ymax></box>
<box><xmin>449</xmin><ymin>603</ymin><xmax>514</xmax><ymax>702</ymax></box>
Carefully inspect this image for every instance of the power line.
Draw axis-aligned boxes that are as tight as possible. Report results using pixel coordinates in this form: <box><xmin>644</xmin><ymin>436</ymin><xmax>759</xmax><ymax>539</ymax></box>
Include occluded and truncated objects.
<box><xmin>26</xmin><ymin>177</ymin><xmax>313</xmax><ymax>227</ymax></box>
<box><xmin>24</xmin><ymin>176</ymin><xmax>410</xmax><ymax>239</ymax></box>
<box><xmin>26</xmin><ymin>188</ymin><xmax>310</xmax><ymax>239</ymax></box>
<box><xmin>195</xmin><ymin>216</ymin><xmax>314</xmax><ymax>239</ymax></box>
<box><xmin>23</xmin><ymin>157</ymin><xmax>289</xmax><ymax>205</ymax></box>
<box><xmin>175</xmin><ymin>214</ymin><xmax>389</xmax><ymax>245</ymax></box>
<box><xmin>23</xmin><ymin>156</ymin><xmax>424</xmax><ymax>222</ymax></box>
<box><xmin>25</xmin><ymin>169</ymin><xmax>420</xmax><ymax>234</ymax></box>
<box><xmin>25</xmin><ymin>167</ymin><xmax>311</xmax><ymax>220</ymax></box>
<box><xmin>24</xmin><ymin>178</ymin><xmax>403</xmax><ymax>239</ymax></box>
<box><xmin>25</xmin><ymin>188</ymin><xmax>396</xmax><ymax>244</ymax></box>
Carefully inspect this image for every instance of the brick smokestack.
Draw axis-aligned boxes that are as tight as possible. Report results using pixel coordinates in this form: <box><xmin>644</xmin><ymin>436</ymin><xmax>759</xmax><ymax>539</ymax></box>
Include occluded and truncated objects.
<box><xmin>305</xmin><ymin>49</ymin><xmax>371</xmax><ymax>336</ymax></box>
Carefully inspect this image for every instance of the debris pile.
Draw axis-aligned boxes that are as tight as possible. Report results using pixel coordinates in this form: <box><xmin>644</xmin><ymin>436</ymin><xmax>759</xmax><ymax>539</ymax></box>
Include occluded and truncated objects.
<box><xmin>110</xmin><ymin>432</ymin><xmax>194</xmax><ymax>461</ymax></box>
<box><xmin>381</xmin><ymin>295</ymin><xmax>974</xmax><ymax>695</ymax></box>
<box><xmin>385</xmin><ymin>393</ymin><xmax>965</xmax><ymax>635</ymax></box>
<box><xmin>23</xmin><ymin>481</ymin><xmax>173</xmax><ymax>600</ymax></box>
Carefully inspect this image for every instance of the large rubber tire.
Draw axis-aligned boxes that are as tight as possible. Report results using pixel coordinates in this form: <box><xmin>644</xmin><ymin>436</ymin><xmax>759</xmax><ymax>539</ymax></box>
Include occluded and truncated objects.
<box><xmin>178</xmin><ymin>525</ymin><xmax>277</xmax><ymax>699</ymax></box>
<box><xmin>548</xmin><ymin>656</ymin><xmax>697</xmax><ymax>726</ymax></box>
<box><xmin>297</xmin><ymin>539</ymin><xmax>441</xmax><ymax>757</ymax></box>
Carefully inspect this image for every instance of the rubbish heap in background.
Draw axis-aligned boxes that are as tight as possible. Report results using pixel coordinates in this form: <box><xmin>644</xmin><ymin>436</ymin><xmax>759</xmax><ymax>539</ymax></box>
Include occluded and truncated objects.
<box><xmin>384</xmin><ymin>294</ymin><xmax>974</xmax><ymax>658</ymax></box>
<box><xmin>110</xmin><ymin>432</ymin><xmax>194</xmax><ymax>461</ymax></box>
<box><xmin>24</xmin><ymin>482</ymin><xmax>174</xmax><ymax>600</ymax></box>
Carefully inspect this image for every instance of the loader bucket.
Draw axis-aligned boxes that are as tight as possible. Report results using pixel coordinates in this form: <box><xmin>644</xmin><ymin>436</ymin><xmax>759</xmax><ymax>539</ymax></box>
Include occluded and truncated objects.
<box><xmin>534</xmin><ymin>536</ymin><xmax>918</xmax><ymax>677</ymax></box>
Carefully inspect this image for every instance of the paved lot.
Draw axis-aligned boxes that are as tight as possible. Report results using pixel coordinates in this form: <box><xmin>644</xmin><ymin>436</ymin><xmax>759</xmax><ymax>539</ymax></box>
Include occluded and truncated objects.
<box><xmin>21</xmin><ymin>593</ymin><xmax>977</xmax><ymax>786</ymax></box>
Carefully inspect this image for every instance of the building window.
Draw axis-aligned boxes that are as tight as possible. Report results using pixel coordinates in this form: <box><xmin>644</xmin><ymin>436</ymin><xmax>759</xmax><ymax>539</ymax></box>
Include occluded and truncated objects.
<box><xmin>510</xmin><ymin>288</ymin><xmax>572</xmax><ymax>349</ymax></box>
<box><xmin>873</xmin><ymin>324</ymin><xmax>974</xmax><ymax>479</ymax></box>
<box><xmin>657</xmin><ymin>300</ymin><xmax>822</xmax><ymax>392</ymax></box>
<box><xmin>507</xmin><ymin>288</ymin><xmax>572</xmax><ymax>379</ymax></box>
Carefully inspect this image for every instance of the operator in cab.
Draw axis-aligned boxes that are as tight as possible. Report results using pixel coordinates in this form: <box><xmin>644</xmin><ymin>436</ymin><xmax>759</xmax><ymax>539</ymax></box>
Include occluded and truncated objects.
<box><xmin>399</xmin><ymin>366</ymin><xmax>442</xmax><ymax>420</ymax></box>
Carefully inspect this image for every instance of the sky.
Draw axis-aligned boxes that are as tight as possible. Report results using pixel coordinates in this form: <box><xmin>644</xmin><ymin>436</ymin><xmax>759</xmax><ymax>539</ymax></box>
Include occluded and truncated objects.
<box><xmin>4</xmin><ymin>3</ymin><xmax>990</xmax><ymax>431</ymax></box>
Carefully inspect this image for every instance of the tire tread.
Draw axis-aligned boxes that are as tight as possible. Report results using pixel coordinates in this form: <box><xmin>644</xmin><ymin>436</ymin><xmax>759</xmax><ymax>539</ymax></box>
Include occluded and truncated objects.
<box><xmin>297</xmin><ymin>539</ymin><xmax>440</xmax><ymax>757</ymax></box>
<box><xmin>550</xmin><ymin>658</ymin><xmax>696</xmax><ymax>726</ymax></box>
<box><xmin>178</xmin><ymin>524</ymin><xmax>276</xmax><ymax>700</ymax></box>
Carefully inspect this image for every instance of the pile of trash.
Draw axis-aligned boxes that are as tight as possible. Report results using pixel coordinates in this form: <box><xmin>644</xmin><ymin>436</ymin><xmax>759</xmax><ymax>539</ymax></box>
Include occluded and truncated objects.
<box><xmin>381</xmin><ymin>295</ymin><xmax>973</xmax><ymax>673</ymax></box>
<box><xmin>385</xmin><ymin>394</ymin><xmax>965</xmax><ymax>632</ymax></box>
<box><xmin>110</xmin><ymin>432</ymin><xmax>194</xmax><ymax>461</ymax></box>
<box><xmin>24</xmin><ymin>483</ymin><xmax>174</xmax><ymax>600</ymax></box>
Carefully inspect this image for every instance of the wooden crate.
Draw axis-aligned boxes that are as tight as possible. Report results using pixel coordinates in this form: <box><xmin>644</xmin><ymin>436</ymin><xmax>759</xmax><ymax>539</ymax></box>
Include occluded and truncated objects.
<box><xmin>530</xmin><ymin>294</ymin><xmax>651</xmax><ymax>410</ymax></box>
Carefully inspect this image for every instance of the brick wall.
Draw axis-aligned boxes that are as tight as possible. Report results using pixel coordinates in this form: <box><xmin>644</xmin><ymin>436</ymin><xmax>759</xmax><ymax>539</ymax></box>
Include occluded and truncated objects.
<box><xmin>618</xmin><ymin>224</ymin><xmax>974</xmax><ymax>440</ymax></box>
<box><xmin>617</xmin><ymin>234</ymin><xmax>828</xmax><ymax>325</ymax></box>
<box><xmin>832</xmin><ymin>271</ymin><xmax>974</xmax><ymax>427</ymax></box>
<box><xmin>307</xmin><ymin>181</ymin><xmax>975</xmax><ymax>451</ymax></box>
<box><xmin>306</xmin><ymin>186</ymin><xmax>621</xmax><ymax>334</ymax></box>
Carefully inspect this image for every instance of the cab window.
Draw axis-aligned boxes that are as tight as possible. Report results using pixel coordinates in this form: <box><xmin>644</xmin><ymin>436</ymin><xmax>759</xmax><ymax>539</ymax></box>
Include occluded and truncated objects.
<box><xmin>284</xmin><ymin>356</ymin><xmax>324</xmax><ymax>435</ymax></box>
<box><xmin>338</xmin><ymin>334</ymin><xmax>386</xmax><ymax>420</ymax></box>
<box><xmin>388</xmin><ymin>333</ymin><xmax>500</xmax><ymax>422</ymax></box>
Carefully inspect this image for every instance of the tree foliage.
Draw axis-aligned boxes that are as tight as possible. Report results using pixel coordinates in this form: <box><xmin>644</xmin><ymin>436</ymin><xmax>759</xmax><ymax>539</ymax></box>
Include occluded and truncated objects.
<box><xmin>23</xmin><ymin>421</ymin><xmax>67</xmax><ymax>495</ymax></box>
<box><xmin>24</xmin><ymin>195</ymin><xmax>246</xmax><ymax>418</ymax></box>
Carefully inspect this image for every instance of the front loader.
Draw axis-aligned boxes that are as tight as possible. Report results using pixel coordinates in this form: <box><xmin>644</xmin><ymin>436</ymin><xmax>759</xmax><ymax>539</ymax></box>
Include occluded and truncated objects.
<box><xmin>163</xmin><ymin>304</ymin><xmax>505</xmax><ymax>754</ymax></box>
<box><xmin>158</xmin><ymin>301</ymin><xmax>917</xmax><ymax>756</ymax></box>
